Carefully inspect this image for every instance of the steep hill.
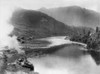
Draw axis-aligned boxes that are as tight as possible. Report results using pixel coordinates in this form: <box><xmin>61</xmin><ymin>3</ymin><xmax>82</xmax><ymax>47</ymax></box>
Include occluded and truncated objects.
<box><xmin>10</xmin><ymin>8</ymin><xmax>74</xmax><ymax>39</ymax></box>
<box><xmin>10</xmin><ymin>8</ymin><xmax>93</xmax><ymax>44</ymax></box>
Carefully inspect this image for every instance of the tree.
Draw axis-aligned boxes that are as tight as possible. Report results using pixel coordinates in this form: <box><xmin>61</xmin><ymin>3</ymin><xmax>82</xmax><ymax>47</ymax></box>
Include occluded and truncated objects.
<box><xmin>96</xmin><ymin>27</ymin><xmax>99</xmax><ymax>33</ymax></box>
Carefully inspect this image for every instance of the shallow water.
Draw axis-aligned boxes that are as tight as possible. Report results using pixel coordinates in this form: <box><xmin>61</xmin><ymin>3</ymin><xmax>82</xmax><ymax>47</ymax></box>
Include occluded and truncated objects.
<box><xmin>5</xmin><ymin>36</ymin><xmax>100</xmax><ymax>74</ymax></box>
<box><xmin>6</xmin><ymin>47</ymin><xmax>100</xmax><ymax>74</ymax></box>
<box><xmin>26</xmin><ymin>45</ymin><xmax>100</xmax><ymax>74</ymax></box>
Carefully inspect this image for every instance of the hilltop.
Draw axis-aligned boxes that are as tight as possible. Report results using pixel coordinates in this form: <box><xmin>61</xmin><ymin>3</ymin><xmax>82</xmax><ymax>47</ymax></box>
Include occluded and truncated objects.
<box><xmin>39</xmin><ymin>6</ymin><xmax>100</xmax><ymax>28</ymax></box>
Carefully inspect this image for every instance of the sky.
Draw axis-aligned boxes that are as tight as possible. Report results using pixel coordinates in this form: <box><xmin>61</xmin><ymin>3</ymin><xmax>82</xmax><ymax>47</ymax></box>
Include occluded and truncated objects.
<box><xmin>0</xmin><ymin>0</ymin><xmax>100</xmax><ymax>12</ymax></box>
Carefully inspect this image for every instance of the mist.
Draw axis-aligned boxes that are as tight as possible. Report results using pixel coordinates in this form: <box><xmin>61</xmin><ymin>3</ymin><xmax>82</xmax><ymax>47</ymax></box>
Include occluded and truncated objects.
<box><xmin>0</xmin><ymin>0</ymin><xmax>100</xmax><ymax>12</ymax></box>
<box><xmin>0</xmin><ymin>4</ymin><xmax>23</xmax><ymax>53</ymax></box>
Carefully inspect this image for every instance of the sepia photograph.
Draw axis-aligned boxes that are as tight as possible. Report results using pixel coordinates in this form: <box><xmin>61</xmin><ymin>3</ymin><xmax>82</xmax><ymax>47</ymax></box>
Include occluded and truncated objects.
<box><xmin>0</xmin><ymin>0</ymin><xmax>100</xmax><ymax>74</ymax></box>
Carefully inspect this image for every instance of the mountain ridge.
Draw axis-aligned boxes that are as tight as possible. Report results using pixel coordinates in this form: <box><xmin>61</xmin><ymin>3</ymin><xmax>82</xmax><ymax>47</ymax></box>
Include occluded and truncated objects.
<box><xmin>39</xmin><ymin>6</ymin><xmax>100</xmax><ymax>28</ymax></box>
<box><xmin>10</xmin><ymin>8</ymin><xmax>93</xmax><ymax>44</ymax></box>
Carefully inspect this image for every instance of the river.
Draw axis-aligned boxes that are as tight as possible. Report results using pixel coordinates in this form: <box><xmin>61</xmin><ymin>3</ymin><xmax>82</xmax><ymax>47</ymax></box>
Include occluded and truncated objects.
<box><xmin>6</xmin><ymin>36</ymin><xmax>100</xmax><ymax>74</ymax></box>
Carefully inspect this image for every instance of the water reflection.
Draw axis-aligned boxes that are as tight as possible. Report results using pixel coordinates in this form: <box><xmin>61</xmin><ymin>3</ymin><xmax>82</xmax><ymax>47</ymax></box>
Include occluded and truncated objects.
<box><xmin>28</xmin><ymin>45</ymin><xmax>100</xmax><ymax>74</ymax></box>
<box><xmin>5</xmin><ymin>36</ymin><xmax>100</xmax><ymax>74</ymax></box>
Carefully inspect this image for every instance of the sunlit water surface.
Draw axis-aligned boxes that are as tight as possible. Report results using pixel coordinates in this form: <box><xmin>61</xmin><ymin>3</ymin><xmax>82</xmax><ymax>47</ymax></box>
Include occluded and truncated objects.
<box><xmin>6</xmin><ymin>45</ymin><xmax>100</xmax><ymax>74</ymax></box>
<box><xmin>6</xmin><ymin>36</ymin><xmax>100</xmax><ymax>74</ymax></box>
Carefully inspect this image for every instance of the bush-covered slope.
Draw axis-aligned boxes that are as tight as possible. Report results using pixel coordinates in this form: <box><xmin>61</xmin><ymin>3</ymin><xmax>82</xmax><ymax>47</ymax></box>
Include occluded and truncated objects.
<box><xmin>11</xmin><ymin>9</ymin><xmax>75</xmax><ymax>39</ymax></box>
<box><xmin>10</xmin><ymin>8</ymin><xmax>93</xmax><ymax>44</ymax></box>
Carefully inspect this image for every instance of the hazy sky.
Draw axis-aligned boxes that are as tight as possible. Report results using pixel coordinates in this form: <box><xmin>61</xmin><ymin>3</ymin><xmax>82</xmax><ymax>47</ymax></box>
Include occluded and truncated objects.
<box><xmin>0</xmin><ymin>0</ymin><xmax>100</xmax><ymax>12</ymax></box>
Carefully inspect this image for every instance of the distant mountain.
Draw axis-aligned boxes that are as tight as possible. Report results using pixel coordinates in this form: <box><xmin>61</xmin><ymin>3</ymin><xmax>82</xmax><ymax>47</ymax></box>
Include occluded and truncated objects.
<box><xmin>39</xmin><ymin>6</ymin><xmax>100</xmax><ymax>28</ymax></box>
<box><xmin>10</xmin><ymin>8</ymin><xmax>93</xmax><ymax>43</ymax></box>
<box><xmin>10</xmin><ymin>8</ymin><xmax>75</xmax><ymax>39</ymax></box>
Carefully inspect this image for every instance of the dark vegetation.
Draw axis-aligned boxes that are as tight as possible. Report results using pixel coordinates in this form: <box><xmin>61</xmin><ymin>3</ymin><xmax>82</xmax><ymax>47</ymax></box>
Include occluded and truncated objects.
<box><xmin>2</xmin><ymin>7</ymin><xmax>100</xmax><ymax>73</ymax></box>
<box><xmin>70</xmin><ymin>27</ymin><xmax>100</xmax><ymax>50</ymax></box>
<box><xmin>11</xmin><ymin>9</ymin><xmax>73</xmax><ymax>39</ymax></box>
<box><xmin>9</xmin><ymin>8</ymin><xmax>100</xmax><ymax>65</ymax></box>
<box><xmin>10</xmin><ymin>8</ymin><xmax>98</xmax><ymax>61</ymax></box>
<box><xmin>88</xmin><ymin>50</ymin><xmax>100</xmax><ymax>65</ymax></box>
<box><xmin>10</xmin><ymin>8</ymin><xmax>93</xmax><ymax>44</ymax></box>
<box><xmin>70</xmin><ymin>27</ymin><xmax>100</xmax><ymax>65</ymax></box>
<box><xmin>6</xmin><ymin>56</ymin><xmax>34</xmax><ymax>72</ymax></box>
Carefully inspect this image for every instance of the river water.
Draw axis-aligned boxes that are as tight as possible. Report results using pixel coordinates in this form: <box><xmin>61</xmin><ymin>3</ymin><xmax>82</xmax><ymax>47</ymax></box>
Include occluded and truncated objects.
<box><xmin>6</xmin><ymin>36</ymin><xmax>100</xmax><ymax>74</ymax></box>
<box><xmin>28</xmin><ymin>45</ymin><xmax>100</xmax><ymax>74</ymax></box>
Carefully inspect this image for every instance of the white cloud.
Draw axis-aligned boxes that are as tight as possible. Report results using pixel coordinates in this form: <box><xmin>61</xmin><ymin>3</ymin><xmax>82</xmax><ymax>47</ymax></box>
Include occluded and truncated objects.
<box><xmin>0</xmin><ymin>0</ymin><xmax>100</xmax><ymax>12</ymax></box>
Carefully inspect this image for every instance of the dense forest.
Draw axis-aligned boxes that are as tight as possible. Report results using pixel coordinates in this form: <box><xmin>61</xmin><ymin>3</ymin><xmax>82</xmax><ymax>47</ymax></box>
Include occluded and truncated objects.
<box><xmin>70</xmin><ymin>27</ymin><xmax>100</xmax><ymax>50</ymax></box>
<box><xmin>10</xmin><ymin>9</ymin><xmax>93</xmax><ymax>44</ymax></box>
